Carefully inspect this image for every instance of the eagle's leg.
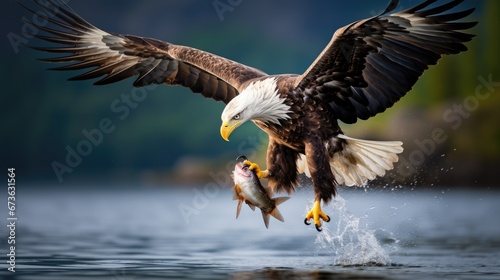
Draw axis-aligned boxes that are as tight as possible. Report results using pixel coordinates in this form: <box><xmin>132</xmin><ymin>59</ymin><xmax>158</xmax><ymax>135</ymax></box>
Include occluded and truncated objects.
<box><xmin>304</xmin><ymin>200</ymin><xmax>331</xmax><ymax>231</ymax></box>
<box><xmin>243</xmin><ymin>160</ymin><xmax>269</xmax><ymax>179</ymax></box>
<box><xmin>303</xmin><ymin>137</ymin><xmax>336</xmax><ymax>232</ymax></box>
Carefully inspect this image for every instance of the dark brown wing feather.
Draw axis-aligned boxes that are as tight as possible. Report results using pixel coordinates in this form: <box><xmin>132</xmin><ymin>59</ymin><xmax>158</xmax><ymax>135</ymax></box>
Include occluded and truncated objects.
<box><xmin>295</xmin><ymin>0</ymin><xmax>477</xmax><ymax>123</ymax></box>
<box><xmin>22</xmin><ymin>0</ymin><xmax>267</xmax><ymax>104</ymax></box>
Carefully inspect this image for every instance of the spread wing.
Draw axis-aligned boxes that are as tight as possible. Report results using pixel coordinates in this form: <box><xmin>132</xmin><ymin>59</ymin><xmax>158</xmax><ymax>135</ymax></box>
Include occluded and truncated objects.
<box><xmin>21</xmin><ymin>0</ymin><xmax>267</xmax><ymax>104</ymax></box>
<box><xmin>294</xmin><ymin>0</ymin><xmax>477</xmax><ymax>124</ymax></box>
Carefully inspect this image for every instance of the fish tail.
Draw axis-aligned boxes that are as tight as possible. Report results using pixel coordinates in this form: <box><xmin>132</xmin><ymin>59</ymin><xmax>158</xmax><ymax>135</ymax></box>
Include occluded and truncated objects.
<box><xmin>267</xmin><ymin>196</ymin><xmax>290</xmax><ymax>224</ymax></box>
<box><xmin>260</xmin><ymin>197</ymin><xmax>289</xmax><ymax>228</ymax></box>
<box><xmin>273</xmin><ymin>196</ymin><xmax>290</xmax><ymax>206</ymax></box>
<box><xmin>268</xmin><ymin>207</ymin><xmax>285</xmax><ymax>223</ymax></box>
<box><xmin>261</xmin><ymin>210</ymin><xmax>270</xmax><ymax>229</ymax></box>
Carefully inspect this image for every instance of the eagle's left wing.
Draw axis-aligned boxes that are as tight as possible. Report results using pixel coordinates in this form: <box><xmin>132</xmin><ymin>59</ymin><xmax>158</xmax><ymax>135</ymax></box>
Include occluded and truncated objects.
<box><xmin>294</xmin><ymin>0</ymin><xmax>477</xmax><ymax>124</ymax></box>
<box><xmin>20</xmin><ymin>0</ymin><xmax>267</xmax><ymax>104</ymax></box>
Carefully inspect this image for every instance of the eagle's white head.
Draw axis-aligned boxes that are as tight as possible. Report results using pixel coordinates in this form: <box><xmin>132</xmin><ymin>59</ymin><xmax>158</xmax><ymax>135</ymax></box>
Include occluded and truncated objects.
<box><xmin>220</xmin><ymin>78</ymin><xmax>291</xmax><ymax>141</ymax></box>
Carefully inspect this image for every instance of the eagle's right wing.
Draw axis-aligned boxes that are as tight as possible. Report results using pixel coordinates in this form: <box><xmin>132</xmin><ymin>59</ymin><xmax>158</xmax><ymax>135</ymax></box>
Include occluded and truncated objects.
<box><xmin>21</xmin><ymin>0</ymin><xmax>267</xmax><ymax>104</ymax></box>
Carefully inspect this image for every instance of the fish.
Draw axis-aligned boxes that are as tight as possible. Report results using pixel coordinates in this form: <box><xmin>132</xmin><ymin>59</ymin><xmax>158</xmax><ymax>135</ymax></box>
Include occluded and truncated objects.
<box><xmin>232</xmin><ymin>160</ymin><xmax>289</xmax><ymax>228</ymax></box>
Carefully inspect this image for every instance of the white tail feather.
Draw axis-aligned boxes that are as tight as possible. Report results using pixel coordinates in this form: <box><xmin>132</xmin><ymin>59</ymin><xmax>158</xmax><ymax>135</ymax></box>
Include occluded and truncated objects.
<box><xmin>297</xmin><ymin>134</ymin><xmax>404</xmax><ymax>187</ymax></box>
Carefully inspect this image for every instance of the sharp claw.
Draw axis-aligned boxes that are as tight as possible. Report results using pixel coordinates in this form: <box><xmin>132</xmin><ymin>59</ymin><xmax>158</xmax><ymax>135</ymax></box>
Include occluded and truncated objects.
<box><xmin>304</xmin><ymin>200</ymin><xmax>331</xmax><ymax>232</ymax></box>
<box><xmin>236</xmin><ymin>155</ymin><xmax>248</xmax><ymax>162</ymax></box>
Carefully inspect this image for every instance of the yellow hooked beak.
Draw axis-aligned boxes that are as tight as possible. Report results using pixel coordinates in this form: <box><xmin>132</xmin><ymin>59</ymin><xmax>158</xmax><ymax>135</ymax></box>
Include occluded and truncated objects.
<box><xmin>220</xmin><ymin>120</ymin><xmax>241</xmax><ymax>141</ymax></box>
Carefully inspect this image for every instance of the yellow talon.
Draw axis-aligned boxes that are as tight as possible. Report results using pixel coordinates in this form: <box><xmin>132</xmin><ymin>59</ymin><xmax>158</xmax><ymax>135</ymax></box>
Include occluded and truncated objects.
<box><xmin>243</xmin><ymin>160</ymin><xmax>269</xmax><ymax>179</ymax></box>
<box><xmin>304</xmin><ymin>200</ymin><xmax>331</xmax><ymax>232</ymax></box>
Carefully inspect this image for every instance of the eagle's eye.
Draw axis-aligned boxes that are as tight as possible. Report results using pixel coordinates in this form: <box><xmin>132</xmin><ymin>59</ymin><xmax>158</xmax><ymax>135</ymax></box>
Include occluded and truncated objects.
<box><xmin>233</xmin><ymin>114</ymin><xmax>241</xmax><ymax>120</ymax></box>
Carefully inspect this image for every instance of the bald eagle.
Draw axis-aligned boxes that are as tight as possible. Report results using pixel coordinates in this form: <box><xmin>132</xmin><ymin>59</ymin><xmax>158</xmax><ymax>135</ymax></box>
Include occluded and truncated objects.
<box><xmin>22</xmin><ymin>0</ymin><xmax>476</xmax><ymax>231</ymax></box>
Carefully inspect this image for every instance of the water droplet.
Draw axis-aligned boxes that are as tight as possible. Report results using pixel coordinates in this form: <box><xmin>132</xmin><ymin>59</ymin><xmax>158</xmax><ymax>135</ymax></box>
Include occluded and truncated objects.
<box><xmin>315</xmin><ymin>196</ymin><xmax>391</xmax><ymax>266</ymax></box>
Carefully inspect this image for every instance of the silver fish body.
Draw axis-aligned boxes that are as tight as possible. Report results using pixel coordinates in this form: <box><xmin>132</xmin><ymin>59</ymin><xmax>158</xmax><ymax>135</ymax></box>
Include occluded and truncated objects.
<box><xmin>232</xmin><ymin>162</ymin><xmax>289</xmax><ymax>228</ymax></box>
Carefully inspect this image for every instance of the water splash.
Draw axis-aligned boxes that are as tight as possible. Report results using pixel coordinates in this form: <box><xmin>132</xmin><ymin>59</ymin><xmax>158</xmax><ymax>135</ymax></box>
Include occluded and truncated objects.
<box><xmin>313</xmin><ymin>196</ymin><xmax>391</xmax><ymax>266</ymax></box>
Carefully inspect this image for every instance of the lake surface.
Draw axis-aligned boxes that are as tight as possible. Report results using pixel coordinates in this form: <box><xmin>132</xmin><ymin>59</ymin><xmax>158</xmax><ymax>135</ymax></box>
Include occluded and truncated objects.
<box><xmin>1</xmin><ymin>185</ymin><xmax>499</xmax><ymax>279</ymax></box>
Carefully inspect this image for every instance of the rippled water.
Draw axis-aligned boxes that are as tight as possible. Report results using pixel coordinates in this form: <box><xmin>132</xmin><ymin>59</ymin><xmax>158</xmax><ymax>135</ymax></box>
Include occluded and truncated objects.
<box><xmin>1</xmin><ymin>185</ymin><xmax>499</xmax><ymax>279</ymax></box>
